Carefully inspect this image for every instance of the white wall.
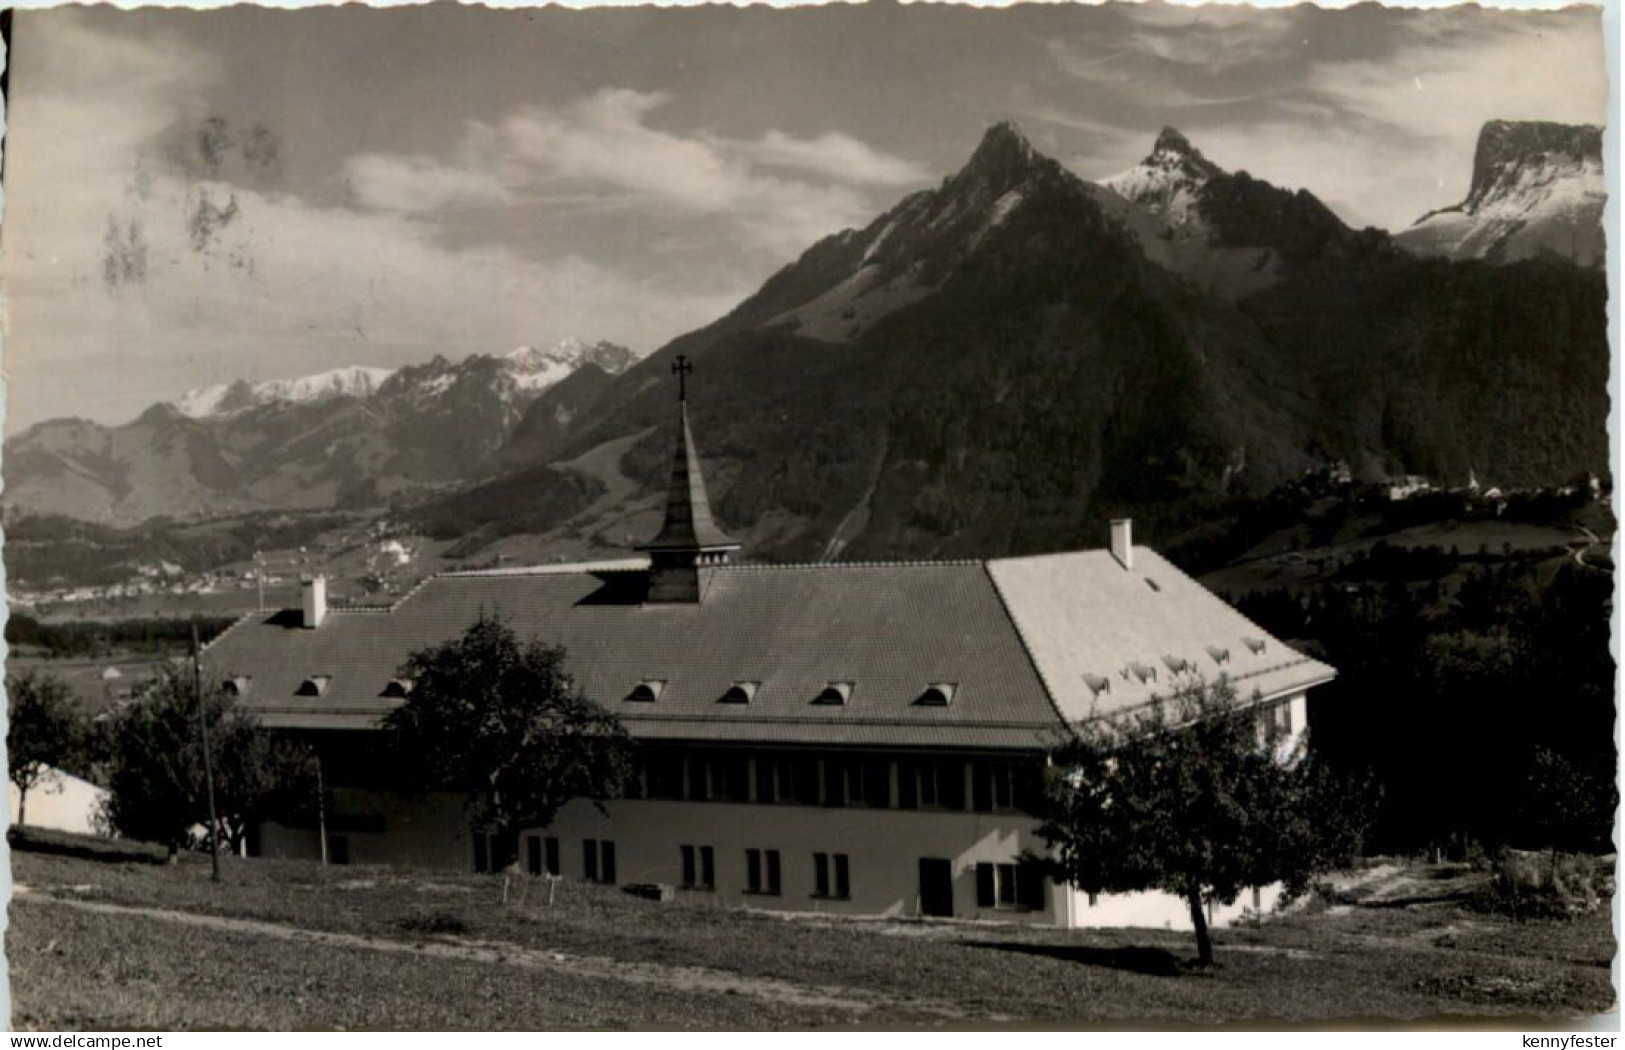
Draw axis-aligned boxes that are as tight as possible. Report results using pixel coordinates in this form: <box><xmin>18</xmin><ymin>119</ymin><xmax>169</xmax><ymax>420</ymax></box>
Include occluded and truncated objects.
<box><xmin>1063</xmin><ymin>883</ymin><xmax>1288</xmax><ymax>931</ymax></box>
<box><xmin>256</xmin><ymin>692</ymin><xmax>1314</xmax><ymax>932</ymax></box>
<box><xmin>9</xmin><ymin>767</ymin><xmax>109</xmax><ymax>836</ymax></box>
<box><xmin>535</xmin><ymin>796</ymin><xmax>1062</xmax><ymax>925</ymax></box>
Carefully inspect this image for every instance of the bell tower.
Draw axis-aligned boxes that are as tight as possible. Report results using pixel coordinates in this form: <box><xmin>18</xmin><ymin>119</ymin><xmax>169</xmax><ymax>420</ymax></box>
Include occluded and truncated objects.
<box><xmin>637</xmin><ymin>355</ymin><xmax>740</xmax><ymax>603</ymax></box>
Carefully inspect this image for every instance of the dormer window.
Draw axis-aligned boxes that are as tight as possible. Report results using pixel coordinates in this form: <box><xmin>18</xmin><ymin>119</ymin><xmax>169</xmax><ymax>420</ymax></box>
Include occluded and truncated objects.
<box><xmin>1206</xmin><ymin>645</ymin><xmax>1231</xmax><ymax>665</ymax></box>
<box><xmin>296</xmin><ymin>675</ymin><xmax>332</xmax><ymax>698</ymax></box>
<box><xmin>1127</xmin><ymin>662</ymin><xmax>1157</xmax><ymax>684</ymax></box>
<box><xmin>916</xmin><ymin>683</ymin><xmax>957</xmax><ymax>707</ymax></box>
<box><xmin>1083</xmin><ymin>673</ymin><xmax>1111</xmax><ymax>697</ymax></box>
<box><xmin>1243</xmin><ymin>637</ymin><xmax>1268</xmax><ymax>656</ymax></box>
<box><xmin>627</xmin><ymin>680</ymin><xmax>666</xmax><ymax>703</ymax></box>
<box><xmin>812</xmin><ymin>682</ymin><xmax>853</xmax><ymax>706</ymax></box>
<box><xmin>1162</xmin><ymin>655</ymin><xmax>1193</xmax><ymax>675</ymax></box>
<box><xmin>222</xmin><ymin>676</ymin><xmax>251</xmax><ymax>697</ymax></box>
<box><xmin>381</xmin><ymin>678</ymin><xmax>414</xmax><ymax>698</ymax></box>
<box><xmin>720</xmin><ymin>681</ymin><xmax>758</xmax><ymax>704</ymax></box>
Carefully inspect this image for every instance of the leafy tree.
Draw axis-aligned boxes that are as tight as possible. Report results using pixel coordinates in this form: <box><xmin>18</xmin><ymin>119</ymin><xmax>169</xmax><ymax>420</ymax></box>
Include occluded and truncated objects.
<box><xmin>7</xmin><ymin>672</ymin><xmax>86</xmax><ymax>827</ymax></box>
<box><xmin>1032</xmin><ymin>677</ymin><xmax>1369</xmax><ymax>965</ymax></box>
<box><xmin>104</xmin><ymin>664</ymin><xmax>317</xmax><ymax>857</ymax></box>
<box><xmin>381</xmin><ymin>614</ymin><xmax>633</xmax><ymax>870</ymax></box>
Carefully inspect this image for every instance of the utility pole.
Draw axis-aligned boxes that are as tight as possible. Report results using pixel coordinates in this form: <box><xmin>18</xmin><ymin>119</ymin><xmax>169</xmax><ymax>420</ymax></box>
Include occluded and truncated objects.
<box><xmin>255</xmin><ymin>551</ymin><xmax>265</xmax><ymax>613</ymax></box>
<box><xmin>316</xmin><ymin>751</ymin><xmax>329</xmax><ymax>866</ymax></box>
<box><xmin>192</xmin><ymin>620</ymin><xmax>222</xmax><ymax>883</ymax></box>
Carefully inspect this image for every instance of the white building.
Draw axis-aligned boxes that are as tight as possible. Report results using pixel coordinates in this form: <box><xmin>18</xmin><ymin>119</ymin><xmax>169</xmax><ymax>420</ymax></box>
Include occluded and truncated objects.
<box><xmin>204</xmin><ymin>386</ymin><xmax>1334</xmax><ymax>929</ymax></box>
<box><xmin>9</xmin><ymin>766</ymin><xmax>109</xmax><ymax>836</ymax></box>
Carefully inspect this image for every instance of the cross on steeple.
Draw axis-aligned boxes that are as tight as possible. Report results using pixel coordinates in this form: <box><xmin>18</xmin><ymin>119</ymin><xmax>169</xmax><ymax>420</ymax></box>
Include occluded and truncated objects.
<box><xmin>672</xmin><ymin>354</ymin><xmax>693</xmax><ymax>401</ymax></box>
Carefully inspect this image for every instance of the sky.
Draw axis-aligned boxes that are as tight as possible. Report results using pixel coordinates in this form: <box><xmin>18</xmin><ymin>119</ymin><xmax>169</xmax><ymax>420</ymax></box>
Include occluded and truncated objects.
<box><xmin>2</xmin><ymin>2</ymin><xmax>1607</xmax><ymax>431</ymax></box>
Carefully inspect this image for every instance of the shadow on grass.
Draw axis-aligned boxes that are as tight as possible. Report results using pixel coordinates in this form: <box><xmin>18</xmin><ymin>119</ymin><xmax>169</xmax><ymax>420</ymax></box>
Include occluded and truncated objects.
<box><xmin>963</xmin><ymin>939</ymin><xmax>1190</xmax><ymax>977</ymax></box>
<box><xmin>1356</xmin><ymin>890</ymin><xmax>1478</xmax><ymax>910</ymax></box>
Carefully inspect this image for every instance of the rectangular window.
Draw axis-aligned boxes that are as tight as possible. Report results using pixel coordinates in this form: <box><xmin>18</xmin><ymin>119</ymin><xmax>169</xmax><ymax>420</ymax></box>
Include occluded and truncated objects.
<box><xmin>823</xmin><ymin>761</ymin><xmax>846</xmax><ymax>808</ymax></box>
<box><xmin>679</xmin><ymin>843</ymin><xmax>716</xmax><ymax>891</ymax></box>
<box><xmin>583</xmin><ymin>838</ymin><xmax>599</xmax><ymax>883</ymax></box>
<box><xmin>755</xmin><ymin>757</ymin><xmax>775</xmax><ymax>803</ymax></box>
<box><xmin>939</xmin><ymin>760</ymin><xmax>967</xmax><ymax>811</ymax></box>
<box><xmin>863</xmin><ymin>761</ymin><xmax>890</xmax><ymax>808</ymax></box>
<box><xmin>715</xmin><ymin>754</ymin><xmax>749</xmax><ymax>802</ymax></box>
<box><xmin>545</xmin><ymin>837</ymin><xmax>560</xmax><ymax>877</ymax></box>
<box><xmin>1017</xmin><ymin>862</ymin><xmax>1046</xmax><ymax>911</ymax></box>
<box><xmin>526</xmin><ymin>835</ymin><xmax>543</xmax><ymax>876</ymax></box>
<box><xmin>745</xmin><ymin>848</ymin><xmax>782</xmax><ymax>895</ymax></box>
<box><xmin>792</xmin><ymin>759</ymin><xmax>821</xmax><ymax>806</ymax></box>
<box><xmin>766</xmin><ymin>849</ymin><xmax>781</xmax><ymax>895</ymax></box>
<box><xmin>898</xmin><ymin>760</ymin><xmax>919</xmax><ymax>809</ymax></box>
<box><xmin>996</xmin><ymin>863</ymin><xmax>1018</xmax><ymax>906</ymax></box>
<box><xmin>918</xmin><ymin>762</ymin><xmax>940</xmax><ymax>807</ymax></box>
<box><xmin>813</xmin><ymin>852</ymin><xmax>850</xmax><ymax>899</ymax></box>
<box><xmin>646</xmin><ymin>752</ymin><xmax>685</xmax><ymax>800</ymax></box>
<box><xmin>973</xmin><ymin>763</ymin><xmax>994</xmax><ymax>813</ymax></box>
<box><xmin>993</xmin><ymin>766</ymin><xmax>1015</xmax><ymax>810</ymax></box>
<box><xmin>978</xmin><ymin>861</ymin><xmax>1036</xmax><ymax>909</ymax></box>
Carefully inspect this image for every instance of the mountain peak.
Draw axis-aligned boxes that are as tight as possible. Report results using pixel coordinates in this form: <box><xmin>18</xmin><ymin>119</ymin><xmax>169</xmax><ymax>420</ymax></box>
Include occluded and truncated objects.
<box><xmin>1153</xmin><ymin>126</ymin><xmax>1197</xmax><ymax>158</ymax></box>
<box><xmin>960</xmin><ymin>120</ymin><xmax>1045</xmax><ymax>184</ymax></box>
<box><xmin>1467</xmin><ymin>119</ymin><xmax>1602</xmax><ymax>209</ymax></box>
<box><xmin>1143</xmin><ymin>127</ymin><xmax>1222</xmax><ymax>178</ymax></box>
<box><xmin>1398</xmin><ymin>118</ymin><xmax>1604</xmax><ymax>268</ymax></box>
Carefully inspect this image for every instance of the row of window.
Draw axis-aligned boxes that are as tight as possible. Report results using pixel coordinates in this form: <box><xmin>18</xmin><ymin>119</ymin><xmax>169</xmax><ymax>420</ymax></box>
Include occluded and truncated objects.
<box><xmin>626</xmin><ymin>681</ymin><xmax>957</xmax><ymax>707</ymax></box>
<box><xmin>509</xmin><ymin>836</ymin><xmax>852</xmax><ymax>900</ymax></box>
<box><xmin>628</xmin><ymin>752</ymin><xmax>1042</xmax><ymax>813</ymax></box>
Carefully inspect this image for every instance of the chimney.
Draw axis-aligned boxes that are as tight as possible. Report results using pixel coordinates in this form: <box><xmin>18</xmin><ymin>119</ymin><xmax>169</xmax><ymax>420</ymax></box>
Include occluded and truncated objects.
<box><xmin>301</xmin><ymin>575</ymin><xmax>328</xmax><ymax>629</ymax></box>
<box><xmin>1110</xmin><ymin>519</ymin><xmax>1133</xmax><ymax>570</ymax></box>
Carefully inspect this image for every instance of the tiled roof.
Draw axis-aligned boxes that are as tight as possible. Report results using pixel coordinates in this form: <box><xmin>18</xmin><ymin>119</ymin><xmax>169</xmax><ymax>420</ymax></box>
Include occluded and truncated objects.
<box><xmin>206</xmin><ymin>560</ymin><xmax>1061</xmax><ymax>748</ymax></box>
<box><xmin>206</xmin><ymin>547</ymin><xmax>1335</xmax><ymax>749</ymax></box>
<box><xmin>987</xmin><ymin>548</ymin><xmax>1337</xmax><ymax>722</ymax></box>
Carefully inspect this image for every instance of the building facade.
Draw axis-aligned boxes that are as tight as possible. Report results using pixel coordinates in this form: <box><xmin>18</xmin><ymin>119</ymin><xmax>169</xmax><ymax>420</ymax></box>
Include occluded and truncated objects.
<box><xmin>208</xmin><ymin>384</ymin><xmax>1334</xmax><ymax>930</ymax></box>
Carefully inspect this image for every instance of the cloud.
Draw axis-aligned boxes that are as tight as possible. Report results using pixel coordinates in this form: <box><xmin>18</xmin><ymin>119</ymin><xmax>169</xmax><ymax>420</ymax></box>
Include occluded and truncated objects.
<box><xmin>343</xmin><ymin>89</ymin><xmax>925</xmax><ymax>256</ymax></box>
<box><xmin>491</xmin><ymin>90</ymin><xmax>906</xmax><ymax>253</ymax></box>
<box><xmin>343</xmin><ymin>153</ymin><xmax>515</xmax><ymax>213</ymax></box>
<box><xmin>731</xmin><ymin>130</ymin><xmax>929</xmax><ymax>187</ymax></box>
<box><xmin>1044</xmin><ymin>7</ymin><xmax>1605</xmax><ymax>230</ymax></box>
<box><xmin>1</xmin><ymin>16</ymin><xmax>740</xmax><ymax>429</ymax></box>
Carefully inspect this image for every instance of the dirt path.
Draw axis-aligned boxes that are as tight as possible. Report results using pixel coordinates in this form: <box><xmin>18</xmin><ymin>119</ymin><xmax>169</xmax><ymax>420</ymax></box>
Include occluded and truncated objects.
<box><xmin>820</xmin><ymin>433</ymin><xmax>889</xmax><ymax>562</ymax></box>
<box><xmin>15</xmin><ymin>886</ymin><xmax>985</xmax><ymax>1022</ymax></box>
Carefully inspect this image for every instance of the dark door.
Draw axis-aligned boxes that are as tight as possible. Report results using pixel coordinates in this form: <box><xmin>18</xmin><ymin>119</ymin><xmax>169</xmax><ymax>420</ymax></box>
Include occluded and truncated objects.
<box><xmin>918</xmin><ymin>857</ymin><xmax>954</xmax><ymax>917</ymax></box>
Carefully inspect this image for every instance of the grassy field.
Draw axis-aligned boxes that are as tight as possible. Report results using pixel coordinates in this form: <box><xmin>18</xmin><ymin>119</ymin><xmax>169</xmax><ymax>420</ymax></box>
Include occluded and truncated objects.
<box><xmin>9</xmin><ymin>846</ymin><xmax>1615</xmax><ymax>1030</ymax></box>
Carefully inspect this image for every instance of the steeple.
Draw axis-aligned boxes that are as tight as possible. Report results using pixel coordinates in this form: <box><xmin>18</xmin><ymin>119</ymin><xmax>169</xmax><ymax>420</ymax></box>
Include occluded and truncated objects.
<box><xmin>638</xmin><ymin>355</ymin><xmax>740</xmax><ymax>602</ymax></box>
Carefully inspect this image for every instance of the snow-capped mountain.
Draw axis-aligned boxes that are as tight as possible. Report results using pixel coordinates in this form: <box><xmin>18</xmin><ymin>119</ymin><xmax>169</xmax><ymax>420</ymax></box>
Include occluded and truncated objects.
<box><xmin>173</xmin><ymin>340</ymin><xmax>638</xmax><ymax>419</ymax></box>
<box><xmin>503</xmin><ymin>340</ymin><xmax>638</xmax><ymax>391</ymax></box>
<box><xmin>7</xmin><ymin>339</ymin><xmax>638</xmax><ymax>524</ymax></box>
<box><xmin>1104</xmin><ymin>126</ymin><xmax>1223</xmax><ymax>230</ymax></box>
<box><xmin>1097</xmin><ymin>127</ymin><xmax>1359</xmax><ymax>300</ymax></box>
<box><xmin>177</xmin><ymin>366</ymin><xmax>398</xmax><ymax>418</ymax></box>
<box><xmin>1397</xmin><ymin>120</ymin><xmax>1604</xmax><ymax>268</ymax></box>
<box><xmin>431</xmin><ymin>120</ymin><xmax>1604</xmax><ymax>562</ymax></box>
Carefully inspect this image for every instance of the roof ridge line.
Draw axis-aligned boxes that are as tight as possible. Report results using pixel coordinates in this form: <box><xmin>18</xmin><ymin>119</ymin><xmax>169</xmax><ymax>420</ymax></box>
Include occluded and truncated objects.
<box><xmin>721</xmin><ymin>558</ymin><xmax>987</xmax><ymax>571</ymax></box>
<box><xmin>980</xmin><ymin>561</ymin><xmax>1073</xmax><ymax>737</ymax></box>
<box><xmin>198</xmin><ymin>609</ymin><xmax>259</xmax><ymax>657</ymax></box>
